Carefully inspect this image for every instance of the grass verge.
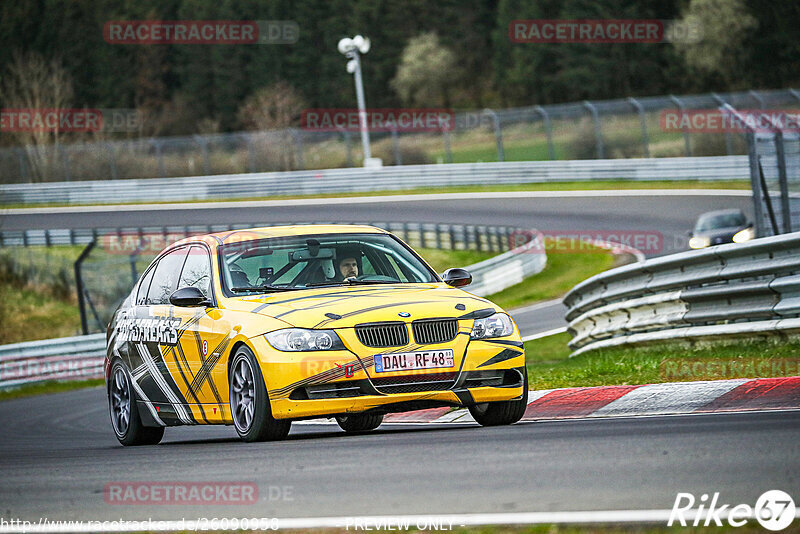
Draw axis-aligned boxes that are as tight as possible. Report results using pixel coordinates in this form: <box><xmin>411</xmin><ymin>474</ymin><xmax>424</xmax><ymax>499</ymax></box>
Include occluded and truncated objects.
<box><xmin>524</xmin><ymin>333</ymin><xmax>800</xmax><ymax>390</ymax></box>
<box><xmin>488</xmin><ymin>248</ymin><xmax>617</xmax><ymax>310</ymax></box>
<box><xmin>1</xmin><ymin>180</ymin><xmax>749</xmax><ymax>209</ymax></box>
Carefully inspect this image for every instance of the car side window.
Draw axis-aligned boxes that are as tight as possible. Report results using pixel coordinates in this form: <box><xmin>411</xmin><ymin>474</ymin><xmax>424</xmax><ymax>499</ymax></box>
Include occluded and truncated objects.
<box><xmin>178</xmin><ymin>246</ymin><xmax>212</xmax><ymax>297</ymax></box>
<box><xmin>146</xmin><ymin>247</ymin><xmax>189</xmax><ymax>305</ymax></box>
<box><xmin>136</xmin><ymin>264</ymin><xmax>157</xmax><ymax>305</ymax></box>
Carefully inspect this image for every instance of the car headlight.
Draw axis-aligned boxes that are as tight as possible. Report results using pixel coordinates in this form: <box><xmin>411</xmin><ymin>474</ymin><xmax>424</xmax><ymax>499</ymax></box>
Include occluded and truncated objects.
<box><xmin>471</xmin><ymin>313</ymin><xmax>514</xmax><ymax>339</ymax></box>
<box><xmin>732</xmin><ymin>227</ymin><xmax>755</xmax><ymax>243</ymax></box>
<box><xmin>689</xmin><ymin>235</ymin><xmax>710</xmax><ymax>249</ymax></box>
<box><xmin>265</xmin><ymin>328</ymin><xmax>345</xmax><ymax>351</ymax></box>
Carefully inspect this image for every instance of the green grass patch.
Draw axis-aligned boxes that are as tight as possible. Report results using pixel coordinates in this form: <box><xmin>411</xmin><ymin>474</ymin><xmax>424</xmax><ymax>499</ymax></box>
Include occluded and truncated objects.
<box><xmin>0</xmin><ymin>379</ymin><xmax>104</xmax><ymax>402</ymax></box>
<box><xmin>488</xmin><ymin>247</ymin><xmax>617</xmax><ymax>310</ymax></box>
<box><xmin>0</xmin><ymin>283</ymin><xmax>82</xmax><ymax>344</ymax></box>
<box><xmin>524</xmin><ymin>333</ymin><xmax>800</xmax><ymax>390</ymax></box>
<box><xmin>1</xmin><ymin>180</ymin><xmax>749</xmax><ymax>209</ymax></box>
<box><xmin>416</xmin><ymin>248</ymin><xmax>495</xmax><ymax>273</ymax></box>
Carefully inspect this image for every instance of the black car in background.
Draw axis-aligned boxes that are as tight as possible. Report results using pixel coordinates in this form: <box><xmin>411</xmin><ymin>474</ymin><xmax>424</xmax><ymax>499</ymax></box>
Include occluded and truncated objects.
<box><xmin>688</xmin><ymin>209</ymin><xmax>754</xmax><ymax>249</ymax></box>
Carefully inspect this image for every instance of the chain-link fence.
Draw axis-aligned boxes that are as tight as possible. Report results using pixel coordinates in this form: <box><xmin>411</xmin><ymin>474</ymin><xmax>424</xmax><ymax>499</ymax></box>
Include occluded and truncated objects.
<box><xmin>2</xmin><ymin>89</ymin><xmax>797</xmax><ymax>184</ymax></box>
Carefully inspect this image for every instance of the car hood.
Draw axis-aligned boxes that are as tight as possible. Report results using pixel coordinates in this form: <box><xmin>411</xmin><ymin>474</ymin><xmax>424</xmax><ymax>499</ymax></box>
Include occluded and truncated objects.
<box><xmin>226</xmin><ymin>283</ymin><xmax>497</xmax><ymax>329</ymax></box>
<box><xmin>694</xmin><ymin>226</ymin><xmax>746</xmax><ymax>243</ymax></box>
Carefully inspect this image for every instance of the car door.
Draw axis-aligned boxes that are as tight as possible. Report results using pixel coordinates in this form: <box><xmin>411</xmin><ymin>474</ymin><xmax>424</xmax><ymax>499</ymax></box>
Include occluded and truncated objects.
<box><xmin>164</xmin><ymin>244</ymin><xmax>230</xmax><ymax>423</ymax></box>
<box><xmin>125</xmin><ymin>246</ymin><xmax>192</xmax><ymax>425</ymax></box>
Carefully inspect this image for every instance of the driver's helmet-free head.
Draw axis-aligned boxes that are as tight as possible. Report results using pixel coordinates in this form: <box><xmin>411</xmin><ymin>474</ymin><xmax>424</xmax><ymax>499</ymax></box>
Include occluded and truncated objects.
<box><xmin>336</xmin><ymin>247</ymin><xmax>362</xmax><ymax>279</ymax></box>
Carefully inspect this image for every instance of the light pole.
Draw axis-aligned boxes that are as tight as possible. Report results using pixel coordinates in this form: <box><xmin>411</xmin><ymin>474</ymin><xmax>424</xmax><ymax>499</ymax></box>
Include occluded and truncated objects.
<box><xmin>338</xmin><ymin>35</ymin><xmax>381</xmax><ymax>168</ymax></box>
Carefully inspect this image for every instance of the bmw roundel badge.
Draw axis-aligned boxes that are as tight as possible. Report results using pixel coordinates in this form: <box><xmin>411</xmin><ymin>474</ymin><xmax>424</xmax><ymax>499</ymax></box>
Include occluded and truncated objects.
<box><xmin>398</xmin><ymin>312</ymin><xmax>411</xmax><ymax>318</ymax></box>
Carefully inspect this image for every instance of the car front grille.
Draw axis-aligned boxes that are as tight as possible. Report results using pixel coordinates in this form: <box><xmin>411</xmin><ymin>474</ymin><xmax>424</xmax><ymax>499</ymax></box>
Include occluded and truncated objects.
<box><xmin>355</xmin><ymin>322</ymin><xmax>408</xmax><ymax>348</ymax></box>
<box><xmin>412</xmin><ymin>318</ymin><xmax>459</xmax><ymax>345</ymax></box>
<box><xmin>370</xmin><ymin>371</ymin><xmax>458</xmax><ymax>394</ymax></box>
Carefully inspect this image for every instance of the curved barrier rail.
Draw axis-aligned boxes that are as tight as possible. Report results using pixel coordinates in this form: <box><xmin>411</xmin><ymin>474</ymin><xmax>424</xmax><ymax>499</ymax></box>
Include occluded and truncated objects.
<box><xmin>0</xmin><ymin>334</ymin><xmax>106</xmax><ymax>389</ymax></box>
<box><xmin>0</xmin><ymin>156</ymin><xmax>748</xmax><ymax>206</ymax></box>
<box><xmin>0</xmin><ymin>223</ymin><xmax>546</xmax><ymax>389</ymax></box>
<box><xmin>563</xmin><ymin>231</ymin><xmax>800</xmax><ymax>356</ymax></box>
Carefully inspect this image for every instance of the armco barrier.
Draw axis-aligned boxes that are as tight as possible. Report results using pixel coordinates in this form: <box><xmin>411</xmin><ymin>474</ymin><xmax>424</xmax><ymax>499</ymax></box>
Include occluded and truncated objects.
<box><xmin>0</xmin><ymin>334</ymin><xmax>106</xmax><ymax>389</ymax></box>
<box><xmin>0</xmin><ymin>156</ymin><xmax>748</xmax><ymax>206</ymax></box>
<box><xmin>0</xmin><ymin>225</ymin><xmax>546</xmax><ymax>389</ymax></box>
<box><xmin>563</xmin><ymin>231</ymin><xmax>800</xmax><ymax>356</ymax></box>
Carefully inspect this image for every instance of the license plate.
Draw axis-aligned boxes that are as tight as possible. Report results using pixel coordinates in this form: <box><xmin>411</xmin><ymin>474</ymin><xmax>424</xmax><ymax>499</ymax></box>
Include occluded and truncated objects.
<box><xmin>374</xmin><ymin>349</ymin><xmax>455</xmax><ymax>373</ymax></box>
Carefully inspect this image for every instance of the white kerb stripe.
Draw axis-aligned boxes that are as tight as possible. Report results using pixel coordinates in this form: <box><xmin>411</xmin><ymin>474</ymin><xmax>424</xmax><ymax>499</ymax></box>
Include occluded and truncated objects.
<box><xmin>592</xmin><ymin>379</ymin><xmax>749</xmax><ymax>417</ymax></box>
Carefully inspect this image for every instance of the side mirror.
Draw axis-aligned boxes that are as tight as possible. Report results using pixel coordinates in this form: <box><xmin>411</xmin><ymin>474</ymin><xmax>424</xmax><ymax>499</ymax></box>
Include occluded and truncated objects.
<box><xmin>442</xmin><ymin>268</ymin><xmax>472</xmax><ymax>288</ymax></box>
<box><xmin>169</xmin><ymin>286</ymin><xmax>211</xmax><ymax>307</ymax></box>
<box><xmin>686</xmin><ymin>230</ymin><xmax>693</xmax><ymax>237</ymax></box>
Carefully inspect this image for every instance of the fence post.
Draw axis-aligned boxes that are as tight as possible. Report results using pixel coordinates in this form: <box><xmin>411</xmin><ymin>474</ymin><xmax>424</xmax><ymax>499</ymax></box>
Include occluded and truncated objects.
<box><xmin>342</xmin><ymin>129</ymin><xmax>354</xmax><ymax>167</ymax></box>
<box><xmin>245</xmin><ymin>133</ymin><xmax>256</xmax><ymax>173</ymax></box>
<box><xmin>483</xmin><ymin>109</ymin><xmax>504</xmax><ymax>162</ymax></box>
<box><xmin>711</xmin><ymin>93</ymin><xmax>734</xmax><ymax>155</ymax></box>
<box><xmin>105</xmin><ymin>143</ymin><xmax>118</xmax><ymax>180</ymax></box>
<box><xmin>74</xmin><ymin>240</ymin><xmax>96</xmax><ymax>335</ymax></box>
<box><xmin>150</xmin><ymin>139</ymin><xmax>166</xmax><ymax>177</ymax></box>
<box><xmin>582</xmin><ymin>101</ymin><xmax>604</xmax><ymax>159</ymax></box>
<box><xmin>194</xmin><ymin>135</ymin><xmax>211</xmax><ymax>175</ymax></box>
<box><xmin>59</xmin><ymin>144</ymin><xmax>71</xmax><ymax>181</ymax></box>
<box><xmin>15</xmin><ymin>147</ymin><xmax>28</xmax><ymax>183</ymax></box>
<box><xmin>391</xmin><ymin>127</ymin><xmax>402</xmax><ymax>165</ymax></box>
<box><xmin>628</xmin><ymin>97</ymin><xmax>650</xmax><ymax>158</ymax></box>
<box><xmin>669</xmin><ymin>95</ymin><xmax>692</xmax><ymax>157</ymax></box>
<box><xmin>442</xmin><ymin>127</ymin><xmax>453</xmax><ymax>164</ymax></box>
<box><xmin>534</xmin><ymin>105</ymin><xmax>556</xmax><ymax>160</ymax></box>
<box><xmin>749</xmin><ymin>90</ymin><xmax>764</xmax><ymax>109</ymax></box>
<box><xmin>292</xmin><ymin>129</ymin><xmax>305</xmax><ymax>170</ymax></box>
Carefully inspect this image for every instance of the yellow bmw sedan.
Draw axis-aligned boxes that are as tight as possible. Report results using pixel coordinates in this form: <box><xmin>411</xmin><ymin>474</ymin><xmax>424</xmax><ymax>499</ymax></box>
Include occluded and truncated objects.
<box><xmin>105</xmin><ymin>225</ymin><xmax>528</xmax><ymax>445</ymax></box>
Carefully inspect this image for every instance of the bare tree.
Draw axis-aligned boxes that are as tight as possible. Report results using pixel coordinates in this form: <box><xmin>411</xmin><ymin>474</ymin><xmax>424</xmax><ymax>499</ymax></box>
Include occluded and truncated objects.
<box><xmin>0</xmin><ymin>51</ymin><xmax>75</xmax><ymax>182</ymax></box>
<box><xmin>237</xmin><ymin>81</ymin><xmax>306</xmax><ymax>171</ymax></box>
<box><xmin>391</xmin><ymin>33</ymin><xmax>458</xmax><ymax>107</ymax></box>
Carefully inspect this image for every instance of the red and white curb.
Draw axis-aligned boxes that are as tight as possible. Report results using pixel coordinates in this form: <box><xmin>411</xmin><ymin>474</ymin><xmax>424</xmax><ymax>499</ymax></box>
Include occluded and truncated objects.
<box><xmin>379</xmin><ymin>376</ymin><xmax>800</xmax><ymax>424</ymax></box>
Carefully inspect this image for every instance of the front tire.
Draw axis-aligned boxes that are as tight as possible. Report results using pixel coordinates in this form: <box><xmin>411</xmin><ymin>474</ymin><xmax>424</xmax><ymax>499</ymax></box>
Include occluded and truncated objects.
<box><xmin>229</xmin><ymin>346</ymin><xmax>291</xmax><ymax>442</ymax></box>
<box><xmin>336</xmin><ymin>413</ymin><xmax>384</xmax><ymax>433</ymax></box>
<box><xmin>468</xmin><ymin>371</ymin><xmax>528</xmax><ymax>426</ymax></box>
<box><xmin>109</xmin><ymin>360</ymin><xmax>164</xmax><ymax>446</ymax></box>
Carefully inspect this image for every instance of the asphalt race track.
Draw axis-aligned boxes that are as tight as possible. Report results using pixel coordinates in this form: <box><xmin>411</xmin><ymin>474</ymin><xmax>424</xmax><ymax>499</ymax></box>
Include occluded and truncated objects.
<box><xmin>0</xmin><ymin>387</ymin><xmax>798</xmax><ymax>521</ymax></box>
<box><xmin>5</xmin><ymin>189</ymin><xmax>790</xmax><ymax>525</ymax></box>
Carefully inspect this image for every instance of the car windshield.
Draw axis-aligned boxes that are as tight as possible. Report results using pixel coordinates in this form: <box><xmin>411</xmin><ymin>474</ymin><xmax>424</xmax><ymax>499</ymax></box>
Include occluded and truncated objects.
<box><xmin>695</xmin><ymin>212</ymin><xmax>746</xmax><ymax>232</ymax></box>
<box><xmin>219</xmin><ymin>232</ymin><xmax>438</xmax><ymax>294</ymax></box>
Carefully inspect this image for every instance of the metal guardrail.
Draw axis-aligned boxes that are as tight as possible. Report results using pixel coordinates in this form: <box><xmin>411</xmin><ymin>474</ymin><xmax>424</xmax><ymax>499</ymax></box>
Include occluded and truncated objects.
<box><xmin>0</xmin><ymin>334</ymin><xmax>106</xmax><ymax>389</ymax></box>
<box><xmin>0</xmin><ymin>156</ymin><xmax>748</xmax><ymax>206</ymax></box>
<box><xmin>0</xmin><ymin>223</ymin><xmax>546</xmax><ymax>389</ymax></box>
<box><xmin>563</xmin><ymin>231</ymin><xmax>800</xmax><ymax>356</ymax></box>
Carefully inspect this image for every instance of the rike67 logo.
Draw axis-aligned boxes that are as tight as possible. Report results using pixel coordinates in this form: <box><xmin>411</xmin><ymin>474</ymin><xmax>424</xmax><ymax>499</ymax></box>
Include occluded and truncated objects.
<box><xmin>669</xmin><ymin>490</ymin><xmax>796</xmax><ymax>530</ymax></box>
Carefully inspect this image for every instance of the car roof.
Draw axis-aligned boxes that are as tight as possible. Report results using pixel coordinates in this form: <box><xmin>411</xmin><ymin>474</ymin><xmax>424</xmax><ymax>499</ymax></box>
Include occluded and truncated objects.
<box><xmin>170</xmin><ymin>224</ymin><xmax>388</xmax><ymax>249</ymax></box>
<box><xmin>697</xmin><ymin>208</ymin><xmax>744</xmax><ymax>219</ymax></box>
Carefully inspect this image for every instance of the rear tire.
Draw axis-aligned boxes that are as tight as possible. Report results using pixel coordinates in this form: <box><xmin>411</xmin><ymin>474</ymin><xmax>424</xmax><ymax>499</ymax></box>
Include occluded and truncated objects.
<box><xmin>109</xmin><ymin>360</ymin><xmax>164</xmax><ymax>446</ymax></box>
<box><xmin>230</xmin><ymin>346</ymin><xmax>291</xmax><ymax>442</ymax></box>
<box><xmin>469</xmin><ymin>371</ymin><xmax>528</xmax><ymax>427</ymax></box>
<box><xmin>336</xmin><ymin>413</ymin><xmax>384</xmax><ymax>432</ymax></box>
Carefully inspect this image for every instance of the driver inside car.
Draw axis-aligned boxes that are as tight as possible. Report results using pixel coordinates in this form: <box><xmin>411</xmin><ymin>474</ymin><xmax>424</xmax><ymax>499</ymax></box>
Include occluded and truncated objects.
<box><xmin>338</xmin><ymin>255</ymin><xmax>359</xmax><ymax>279</ymax></box>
